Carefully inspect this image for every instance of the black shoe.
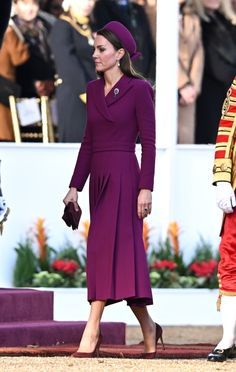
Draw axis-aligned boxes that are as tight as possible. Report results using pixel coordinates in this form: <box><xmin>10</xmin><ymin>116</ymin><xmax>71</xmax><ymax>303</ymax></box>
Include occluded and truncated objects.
<box><xmin>207</xmin><ymin>346</ymin><xmax>235</xmax><ymax>362</ymax></box>
<box><xmin>228</xmin><ymin>345</ymin><xmax>236</xmax><ymax>359</ymax></box>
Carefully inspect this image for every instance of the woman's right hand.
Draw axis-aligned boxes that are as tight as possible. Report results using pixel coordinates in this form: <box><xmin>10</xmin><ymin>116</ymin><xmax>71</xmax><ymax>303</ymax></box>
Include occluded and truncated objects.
<box><xmin>63</xmin><ymin>187</ymin><xmax>80</xmax><ymax>211</ymax></box>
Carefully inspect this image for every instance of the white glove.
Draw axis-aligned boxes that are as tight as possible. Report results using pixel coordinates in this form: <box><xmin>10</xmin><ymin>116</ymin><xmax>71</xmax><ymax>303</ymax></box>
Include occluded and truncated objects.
<box><xmin>216</xmin><ymin>182</ymin><xmax>236</xmax><ymax>213</ymax></box>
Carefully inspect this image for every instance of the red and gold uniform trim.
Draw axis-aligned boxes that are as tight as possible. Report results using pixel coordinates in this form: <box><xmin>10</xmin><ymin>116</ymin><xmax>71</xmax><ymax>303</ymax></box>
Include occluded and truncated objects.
<box><xmin>213</xmin><ymin>77</ymin><xmax>236</xmax><ymax>310</ymax></box>
<box><xmin>213</xmin><ymin>77</ymin><xmax>236</xmax><ymax>188</ymax></box>
<box><xmin>216</xmin><ymin>274</ymin><xmax>236</xmax><ymax>311</ymax></box>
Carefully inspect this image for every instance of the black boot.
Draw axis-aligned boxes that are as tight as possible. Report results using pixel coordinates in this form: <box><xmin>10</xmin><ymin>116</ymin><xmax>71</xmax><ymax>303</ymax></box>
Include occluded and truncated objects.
<box><xmin>207</xmin><ymin>346</ymin><xmax>236</xmax><ymax>362</ymax></box>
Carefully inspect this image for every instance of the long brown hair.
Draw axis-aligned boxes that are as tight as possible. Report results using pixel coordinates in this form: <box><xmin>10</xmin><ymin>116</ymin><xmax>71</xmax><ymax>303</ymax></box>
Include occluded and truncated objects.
<box><xmin>96</xmin><ymin>28</ymin><xmax>143</xmax><ymax>79</ymax></box>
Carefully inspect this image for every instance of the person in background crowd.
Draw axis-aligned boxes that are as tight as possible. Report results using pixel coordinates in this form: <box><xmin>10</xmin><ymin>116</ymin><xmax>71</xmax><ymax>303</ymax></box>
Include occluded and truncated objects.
<box><xmin>132</xmin><ymin>0</ymin><xmax>156</xmax><ymax>44</ymax></box>
<box><xmin>194</xmin><ymin>0</ymin><xmax>236</xmax><ymax>144</ymax></box>
<box><xmin>92</xmin><ymin>0</ymin><xmax>156</xmax><ymax>82</ymax></box>
<box><xmin>12</xmin><ymin>0</ymin><xmax>55</xmax><ymax>98</ymax></box>
<box><xmin>0</xmin><ymin>0</ymin><xmax>12</xmax><ymax>232</ymax></box>
<box><xmin>40</xmin><ymin>0</ymin><xmax>63</xmax><ymax>18</ymax></box>
<box><xmin>178</xmin><ymin>0</ymin><xmax>204</xmax><ymax>144</ymax></box>
<box><xmin>208</xmin><ymin>76</ymin><xmax>236</xmax><ymax>362</ymax></box>
<box><xmin>49</xmin><ymin>0</ymin><xmax>97</xmax><ymax>143</ymax></box>
<box><xmin>0</xmin><ymin>20</ymin><xmax>29</xmax><ymax>141</ymax></box>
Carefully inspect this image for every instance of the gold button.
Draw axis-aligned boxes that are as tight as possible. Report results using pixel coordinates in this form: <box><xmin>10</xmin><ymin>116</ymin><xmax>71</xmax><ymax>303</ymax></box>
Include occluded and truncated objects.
<box><xmin>220</xmin><ymin>164</ymin><xmax>228</xmax><ymax>172</ymax></box>
<box><xmin>222</xmin><ymin>97</ymin><xmax>230</xmax><ymax>116</ymax></box>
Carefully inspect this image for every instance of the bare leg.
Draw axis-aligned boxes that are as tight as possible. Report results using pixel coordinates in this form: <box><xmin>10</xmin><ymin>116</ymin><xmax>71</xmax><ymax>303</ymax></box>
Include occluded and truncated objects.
<box><xmin>130</xmin><ymin>305</ymin><xmax>156</xmax><ymax>353</ymax></box>
<box><xmin>78</xmin><ymin>300</ymin><xmax>106</xmax><ymax>352</ymax></box>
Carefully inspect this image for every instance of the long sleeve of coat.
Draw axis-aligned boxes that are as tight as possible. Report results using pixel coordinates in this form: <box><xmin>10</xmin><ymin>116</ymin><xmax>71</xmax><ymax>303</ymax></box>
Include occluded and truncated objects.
<box><xmin>190</xmin><ymin>20</ymin><xmax>204</xmax><ymax>94</ymax></box>
<box><xmin>6</xmin><ymin>27</ymin><xmax>29</xmax><ymax>66</ymax></box>
<box><xmin>69</xmin><ymin>85</ymin><xmax>92</xmax><ymax>190</ymax></box>
<box><xmin>50</xmin><ymin>20</ymin><xmax>89</xmax><ymax>94</ymax></box>
<box><xmin>135</xmin><ymin>81</ymin><xmax>156</xmax><ymax>191</ymax></box>
<box><xmin>178</xmin><ymin>14</ymin><xmax>204</xmax><ymax>92</ymax></box>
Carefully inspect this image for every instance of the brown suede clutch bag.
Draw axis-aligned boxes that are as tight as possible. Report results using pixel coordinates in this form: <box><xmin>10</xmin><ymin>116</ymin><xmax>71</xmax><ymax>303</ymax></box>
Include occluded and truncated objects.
<box><xmin>62</xmin><ymin>202</ymin><xmax>82</xmax><ymax>230</ymax></box>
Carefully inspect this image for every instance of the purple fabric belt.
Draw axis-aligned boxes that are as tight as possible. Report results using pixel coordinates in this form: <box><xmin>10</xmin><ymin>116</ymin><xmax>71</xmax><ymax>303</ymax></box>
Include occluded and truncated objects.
<box><xmin>92</xmin><ymin>143</ymin><xmax>135</xmax><ymax>153</ymax></box>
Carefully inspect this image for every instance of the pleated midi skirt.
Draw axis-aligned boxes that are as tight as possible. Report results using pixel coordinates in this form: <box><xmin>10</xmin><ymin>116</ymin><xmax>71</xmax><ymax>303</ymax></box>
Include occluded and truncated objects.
<box><xmin>87</xmin><ymin>150</ymin><xmax>153</xmax><ymax>306</ymax></box>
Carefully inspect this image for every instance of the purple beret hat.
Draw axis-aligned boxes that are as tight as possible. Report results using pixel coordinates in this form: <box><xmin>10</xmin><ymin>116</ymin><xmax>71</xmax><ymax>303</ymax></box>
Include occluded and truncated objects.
<box><xmin>102</xmin><ymin>21</ymin><xmax>141</xmax><ymax>61</ymax></box>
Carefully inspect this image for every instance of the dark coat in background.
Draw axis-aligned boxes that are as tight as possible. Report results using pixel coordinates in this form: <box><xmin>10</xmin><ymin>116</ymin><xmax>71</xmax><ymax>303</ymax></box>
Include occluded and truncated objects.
<box><xmin>13</xmin><ymin>14</ymin><xmax>55</xmax><ymax>98</ymax></box>
<box><xmin>92</xmin><ymin>0</ymin><xmax>156</xmax><ymax>82</ymax></box>
<box><xmin>196</xmin><ymin>12</ymin><xmax>236</xmax><ymax>144</ymax></box>
<box><xmin>0</xmin><ymin>0</ymin><xmax>12</xmax><ymax>47</ymax></box>
<box><xmin>0</xmin><ymin>0</ymin><xmax>12</xmax><ymax>196</ymax></box>
<box><xmin>49</xmin><ymin>19</ymin><xmax>97</xmax><ymax>142</ymax></box>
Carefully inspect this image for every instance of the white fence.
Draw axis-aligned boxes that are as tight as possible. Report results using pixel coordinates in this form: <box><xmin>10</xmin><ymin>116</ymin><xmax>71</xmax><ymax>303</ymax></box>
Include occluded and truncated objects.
<box><xmin>38</xmin><ymin>287</ymin><xmax>221</xmax><ymax>326</ymax></box>
<box><xmin>0</xmin><ymin>143</ymin><xmax>222</xmax><ymax>287</ymax></box>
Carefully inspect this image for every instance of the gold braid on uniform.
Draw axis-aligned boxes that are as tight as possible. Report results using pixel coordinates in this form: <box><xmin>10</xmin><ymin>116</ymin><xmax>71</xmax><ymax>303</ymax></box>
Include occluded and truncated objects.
<box><xmin>213</xmin><ymin>78</ymin><xmax>236</xmax><ymax>186</ymax></box>
<box><xmin>213</xmin><ymin>77</ymin><xmax>236</xmax><ymax>310</ymax></box>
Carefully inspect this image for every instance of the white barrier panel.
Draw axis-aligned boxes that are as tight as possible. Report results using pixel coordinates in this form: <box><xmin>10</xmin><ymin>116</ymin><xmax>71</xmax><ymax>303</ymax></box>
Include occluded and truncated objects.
<box><xmin>35</xmin><ymin>287</ymin><xmax>221</xmax><ymax>326</ymax></box>
<box><xmin>0</xmin><ymin>143</ymin><xmax>222</xmax><ymax>287</ymax></box>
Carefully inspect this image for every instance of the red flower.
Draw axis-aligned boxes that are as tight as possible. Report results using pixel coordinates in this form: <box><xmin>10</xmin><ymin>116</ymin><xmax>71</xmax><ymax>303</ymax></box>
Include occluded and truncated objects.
<box><xmin>52</xmin><ymin>260</ymin><xmax>65</xmax><ymax>271</ymax></box>
<box><xmin>189</xmin><ymin>259</ymin><xmax>218</xmax><ymax>277</ymax></box>
<box><xmin>52</xmin><ymin>259</ymin><xmax>79</xmax><ymax>275</ymax></box>
<box><xmin>151</xmin><ymin>260</ymin><xmax>177</xmax><ymax>270</ymax></box>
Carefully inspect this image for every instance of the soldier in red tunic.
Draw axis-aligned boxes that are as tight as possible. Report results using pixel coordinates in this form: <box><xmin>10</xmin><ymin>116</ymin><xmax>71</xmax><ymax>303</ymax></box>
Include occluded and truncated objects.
<box><xmin>208</xmin><ymin>77</ymin><xmax>236</xmax><ymax>362</ymax></box>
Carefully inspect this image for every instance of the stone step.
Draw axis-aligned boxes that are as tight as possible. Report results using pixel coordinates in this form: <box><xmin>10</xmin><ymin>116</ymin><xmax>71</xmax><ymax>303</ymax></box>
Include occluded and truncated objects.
<box><xmin>0</xmin><ymin>321</ymin><xmax>126</xmax><ymax>347</ymax></box>
<box><xmin>0</xmin><ymin>288</ymin><xmax>53</xmax><ymax>322</ymax></box>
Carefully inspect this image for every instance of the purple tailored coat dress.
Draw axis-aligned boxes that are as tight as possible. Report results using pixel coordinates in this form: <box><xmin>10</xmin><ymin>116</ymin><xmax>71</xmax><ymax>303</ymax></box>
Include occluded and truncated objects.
<box><xmin>70</xmin><ymin>75</ymin><xmax>156</xmax><ymax>306</ymax></box>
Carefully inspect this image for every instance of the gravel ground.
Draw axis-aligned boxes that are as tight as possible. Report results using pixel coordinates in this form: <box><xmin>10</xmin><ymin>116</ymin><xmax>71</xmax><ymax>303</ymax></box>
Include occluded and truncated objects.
<box><xmin>0</xmin><ymin>326</ymin><xmax>235</xmax><ymax>372</ymax></box>
<box><xmin>0</xmin><ymin>357</ymin><xmax>235</xmax><ymax>372</ymax></box>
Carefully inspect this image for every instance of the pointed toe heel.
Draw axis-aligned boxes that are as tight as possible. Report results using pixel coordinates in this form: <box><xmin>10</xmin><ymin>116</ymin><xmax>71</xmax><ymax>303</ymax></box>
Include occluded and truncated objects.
<box><xmin>71</xmin><ymin>333</ymin><xmax>102</xmax><ymax>358</ymax></box>
<box><xmin>142</xmin><ymin>351</ymin><xmax>157</xmax><ymax>359</ymax></box>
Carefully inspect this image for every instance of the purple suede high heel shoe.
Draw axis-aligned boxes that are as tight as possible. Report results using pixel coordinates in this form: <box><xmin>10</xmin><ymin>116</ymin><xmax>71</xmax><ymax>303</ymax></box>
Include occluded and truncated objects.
<box><xmin>142</xmin><ymin>323</ymin><xmax>165</xmax><ymax>359</ymax></box>
<box><xmin>71</xmin><ymin>333</ymin><xmax>102</xmax><ymax>358</ymax></box>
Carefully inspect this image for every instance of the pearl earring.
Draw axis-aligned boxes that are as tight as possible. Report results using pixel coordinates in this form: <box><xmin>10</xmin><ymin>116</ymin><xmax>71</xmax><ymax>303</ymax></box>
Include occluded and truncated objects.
<box><xmin>117</xmin><ymin>60</ymin><xmax>120</xmax><ymax>67</ymax></box>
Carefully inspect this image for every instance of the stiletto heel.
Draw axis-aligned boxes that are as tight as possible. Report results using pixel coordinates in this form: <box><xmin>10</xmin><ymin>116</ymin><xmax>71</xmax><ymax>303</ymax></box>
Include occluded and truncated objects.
<box><xmin>155</xmin><ymin>323</ymin><xmax>165</xmax><ymax>350</ymax></box>
<box><xmin>142</xmin><ymin>323</ymin><xmax>165</xmax><ymax>359</ymax></box>
<box><xmin>71</xmin><ymin>333</ymin><xmax>102</xmax><ymax>358</ymax></box>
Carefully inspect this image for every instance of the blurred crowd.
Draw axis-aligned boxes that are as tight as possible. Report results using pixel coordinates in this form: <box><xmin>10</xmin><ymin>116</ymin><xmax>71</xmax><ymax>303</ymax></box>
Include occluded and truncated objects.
<box><xmin>178</xmin><ymin>0</ymin><xmax>236</xmax><ymax>144</ymax></box>
<box><xmin>0</xmin><ymin>0</ymin><xmax>236</xmax><ymax>144</ymax></box>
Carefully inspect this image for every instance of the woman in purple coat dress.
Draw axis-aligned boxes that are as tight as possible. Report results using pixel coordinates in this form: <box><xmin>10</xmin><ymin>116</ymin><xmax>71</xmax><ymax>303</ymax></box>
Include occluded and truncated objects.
<box><xmin>63</xmin><ymin>21</ymin><xmax>162</xmax><ymax>359</ymax></box>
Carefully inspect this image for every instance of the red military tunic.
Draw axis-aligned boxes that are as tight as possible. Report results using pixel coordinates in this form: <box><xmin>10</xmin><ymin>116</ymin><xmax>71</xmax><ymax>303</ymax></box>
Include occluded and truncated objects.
<box><xmin>213</xmin><ymin>76</ymin><xmax>236</xmax><ymax>297</ymax></box>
